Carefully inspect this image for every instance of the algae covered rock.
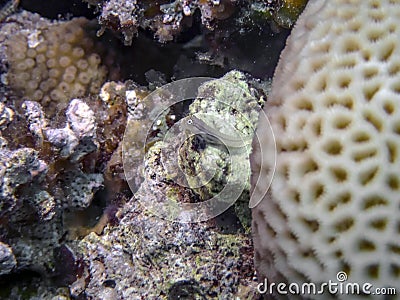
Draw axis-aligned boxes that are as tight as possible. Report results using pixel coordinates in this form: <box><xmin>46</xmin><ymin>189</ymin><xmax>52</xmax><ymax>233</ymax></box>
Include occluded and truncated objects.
<box><xmin>74</xmin><ymin>199</ymin><xmax>256</xmax><ymax>299</ymax></box>
<box><xmin>0</xmin><ymin>241</ymin><xmax>16</xmax><ymax>276</ymax></box>
<box><xmin>122</xmin><ymin>71</ymin><xmax>268</xmax><ymax>226</ymax></box>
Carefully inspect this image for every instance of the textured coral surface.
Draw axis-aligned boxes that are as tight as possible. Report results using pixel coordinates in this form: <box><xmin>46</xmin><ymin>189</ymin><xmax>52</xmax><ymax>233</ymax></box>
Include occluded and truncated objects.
<box><xmin>0</xmin><ymin>0</ymin><xmax>302</xmax><ymax>299</ymax></box>
<box><xmin>251</xmin><ymin>0</ymin><xmax>400</xmax><ymax>297</ymax></box>
<box><xmin>5</xmin><ymin>16</ymin><xmax>107</xmax><ymax>116</ymax></box>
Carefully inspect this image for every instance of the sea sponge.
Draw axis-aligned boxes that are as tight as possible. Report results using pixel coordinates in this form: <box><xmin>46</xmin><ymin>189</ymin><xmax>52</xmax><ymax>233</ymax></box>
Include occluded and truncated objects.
<box><xmin>251</xmin><ymin>0</ymin><xmax>400</xmax><ymax>296</ymax></box>
<box><xmin>5</xmin><ymin>17</ymin><xmax>107</xmax><ymax>116</ymax></box>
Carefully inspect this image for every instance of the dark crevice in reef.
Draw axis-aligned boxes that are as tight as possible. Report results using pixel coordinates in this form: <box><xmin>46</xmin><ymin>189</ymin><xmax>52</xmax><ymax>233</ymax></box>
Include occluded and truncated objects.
<box><xmin>113</xmin><ymin>24</ymin><xmax>290</xmax><ymax>85</ymax></box>
<box><xmin>17</xmin><ymin>0</ymin><xmax>290</xmax><ymax>85</ymax></box>
<box><xmin>0</xmin><ymin>270</ymin><xmax>44</xmax><ymax>298</ymax></box>
<box><xmin>20</xmin><ymin>0</ymin><xmax>97</xmax><ymax>20</ymax></box>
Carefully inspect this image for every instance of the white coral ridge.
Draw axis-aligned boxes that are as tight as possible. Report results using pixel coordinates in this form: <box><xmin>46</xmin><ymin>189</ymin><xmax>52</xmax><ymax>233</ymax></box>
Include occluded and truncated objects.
<box><xmin>251</xmin><ymin>0</ymin><xmax>400</xmax><ymax>296</ymax></box>
<box><xmin>66</xmin><ymin>99</ymin><xmax>97</xmax><ymax>138</ymax></box>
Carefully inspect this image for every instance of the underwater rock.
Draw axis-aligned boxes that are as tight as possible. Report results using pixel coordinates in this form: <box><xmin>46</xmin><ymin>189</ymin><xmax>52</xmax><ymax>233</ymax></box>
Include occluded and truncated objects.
<box><xmin>178</xmin><ymin>71</ymin><xmax>266</xmax><ymax>229</ymax></box>
<box><xmin>22</xmin><ymin>100</ymin><xmax>48</xmax><ymax>145</ymax></box>
<box><xmin>8</xmin><ymin>218</ymin><xmax>62</xmax><ymax>273</ymax></box>
<box><xmin>27</xmin><ymin>190</ymin><xmax>56</xmax><ymax>221</ymax></box>
<box><xmin>0</xmin><ymin>241</ymin><xmax>16</xmax><ymax>276</ymax></box>
<box><xmin>66</xmin><ymin>99</ymin><xmax>97</xmax><ymax>140</ymax></box>
<box><xmin>183</xmin><ymin>71</ymin><xmax>264</xmax><ymax>194</ymax></box>
<box><xmin>98</xmin><ymin>73</ymin><xmax>269</xmax><ymax>297</ymax></box>
<box><xmin>0</xmin><ymin>147</ymin><xmax>48</xmax><ymax>218</ymax></box>
<box><xmin>75</xmin><ymin>199</ymin><xmax>257</xmax><ymax>299</ymax></box>
<box><xmin>84</xmin><ymin>0</ymin><xmax>238</xmax><ymax>44</ymax></box>
<box><xmin>46</xmin><ymin>99</ymin><xmax>98</xmax><ymax>162</ymax></box>
<box><xmin>70</xmin><ymin>72</ymin><xmax>269</xmax><ymax>299</ymax></box>
<box><xmin>24</xmin><ymin>98</ymin><xmax>100</xmax><ymax>162</ymax></box>
<box><xmin>6</xmin><ymin>285</ymin><xmax>70</xmax><ymax>300</ymax></box>
<box><xmin>0</xmin><ymin>102</ymin><xmax>14</xmax><ymax>130</ymax></box>
<box><xmin>58</xmin><ymin>168</ymin><xmax>103</xmax><ymax>209</ymax></box>
<box><xmin>0</xmin><ymin>95</ymin><xmax>108</xmax><ymax>282</ymax></box>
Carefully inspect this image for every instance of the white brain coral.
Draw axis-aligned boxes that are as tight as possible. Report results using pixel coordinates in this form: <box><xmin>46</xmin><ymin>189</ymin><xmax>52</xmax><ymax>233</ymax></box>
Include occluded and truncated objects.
<box><xmin>251</xmin><ymin>0</ymin><xmax>400</xmax><ymax>296</ymax></box>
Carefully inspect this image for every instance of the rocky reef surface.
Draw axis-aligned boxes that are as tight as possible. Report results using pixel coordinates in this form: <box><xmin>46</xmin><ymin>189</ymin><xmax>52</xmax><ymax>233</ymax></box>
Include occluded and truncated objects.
<box><xmin>82</xmin><ymin>0</ymin><xmax>306</xmax><ymax>45</ymax></box>
<box><xmin>0</xmin><ymin>0</ymin><xmax>304</xmax><ymax>299</ymax></box>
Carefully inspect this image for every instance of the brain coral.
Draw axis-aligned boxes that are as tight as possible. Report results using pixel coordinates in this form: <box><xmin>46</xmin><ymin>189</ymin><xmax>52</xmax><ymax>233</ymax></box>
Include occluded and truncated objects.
<box><xmin>251</xmin><ymin>0</ymin><xmax>400</xmax><ymax>296</ymax></box>
<box><xmin>5</xmin><ymin>17</ymin><xmax>107</xmax><ymax>116</ymax></box>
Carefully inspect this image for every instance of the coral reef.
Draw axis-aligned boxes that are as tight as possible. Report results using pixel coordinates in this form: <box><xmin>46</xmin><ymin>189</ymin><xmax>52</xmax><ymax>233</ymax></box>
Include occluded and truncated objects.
<box><xmin>85</xmin><ymin>0</ymin><xmax>239</xmax><ymax>44</ymax></box>
<box><xmin>73</xmin><ymin>200</ymin><xmax>257</xmax><ymax>299</ymax></box>
<box><xmin>0</xmin><ymin>146</ymin><xmax>50</xmax><ymax>219</ymax></box>
<box><xmin>180</xmin><ymin>71</ymin><xmax>266</xmax><ymax>229</ymax></box>
<box><xmin>0</xmin><ymin>9</ymin><xmax>129</xmax><ymax>284</ymax></box>
<box><xmin>3</xmin><ymin>12</ymin><xmax>107</xmax><ymax>116</ymax></box>
<box><xmin>0</xmin><ymin>90</ymin><xmax>118</xmax><ymax>285</ymax></box>
<box><xmin>83</xmin><ymin>0</ymin><xmax>307</xmax><ymax>45</ymax></box>
<box><xmin>251</xmin><ymin>0</ymin><xmax>400</xmax><ymax>297</ymax></box>
<box><xmin>69</xmin><ymin>72</ymin><xmax>266</xmax><ymax>298</ymax></box>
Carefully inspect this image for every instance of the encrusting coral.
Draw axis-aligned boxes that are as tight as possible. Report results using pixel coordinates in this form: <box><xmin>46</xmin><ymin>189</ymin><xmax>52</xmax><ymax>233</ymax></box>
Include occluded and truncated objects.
<box><xmin>84</xmin><ymin>0</ymin><xmax>309</xmax><ymax>45</ymax></box>
<box><xmin>251</xmin><ymin>0</ymin><xmax>400</xmax><ymax>297</ymax></box>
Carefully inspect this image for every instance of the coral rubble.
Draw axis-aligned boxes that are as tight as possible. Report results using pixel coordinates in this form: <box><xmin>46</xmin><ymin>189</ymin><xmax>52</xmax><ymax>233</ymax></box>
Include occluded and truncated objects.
<box><xmin>85</xmin><ymin>0</ymin><xmax>239</xmax><ymax>44</ymax></box>
<box><xmin>74</xmin><ymin>200</ymin><xmax>257</xmax><ymax>299</ymax></box>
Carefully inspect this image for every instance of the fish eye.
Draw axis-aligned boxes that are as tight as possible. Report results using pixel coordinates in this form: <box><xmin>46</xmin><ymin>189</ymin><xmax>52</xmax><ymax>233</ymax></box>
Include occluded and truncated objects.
<box><xmin>187</xmin><ymin>118</ymin><xmax>193</xmax><ymax>125</ymax></box>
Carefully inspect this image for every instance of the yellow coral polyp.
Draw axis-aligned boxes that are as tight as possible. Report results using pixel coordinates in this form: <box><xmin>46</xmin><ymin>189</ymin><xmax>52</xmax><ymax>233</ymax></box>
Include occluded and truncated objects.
<box><xmin>72</xmin><ymin>47</ymin><xmax>84</xmax><ymax>59</ymax></box>
<box><xmin>35</xmin><ymin>54</ymin><xmax>46</xmax><ymax>64</ymax></box>
<box><xmin>6</xmin><ymin>17</ymin><xmax>107</xmax><ymax>116</ymax></box>
<box><xmin>59</xmin><ymin>43</ymin><xmax>72</xmax><ymax>54</ymax></box>
<box><xmin>58</xmin><ymin>56</ymin><xmax>71</xmax><ymax>68</ymax></box>
<box><xmin>77</xmin><ymin>59</ymin><xmax>89</xmax><ymax>70</ymax></box>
